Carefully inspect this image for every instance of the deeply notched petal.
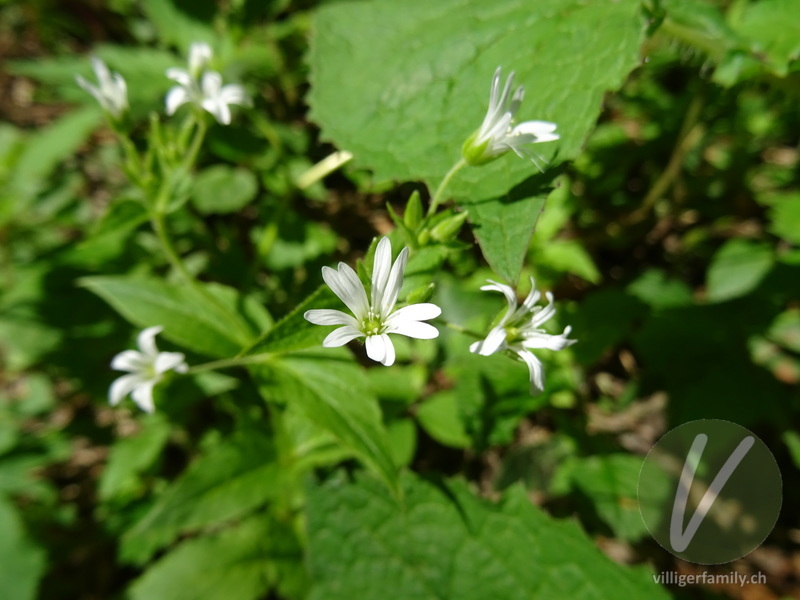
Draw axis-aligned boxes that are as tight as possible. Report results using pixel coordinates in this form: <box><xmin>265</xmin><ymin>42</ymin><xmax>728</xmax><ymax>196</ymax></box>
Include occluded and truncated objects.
<box><xmin>322</xmin><ymin>264</ymin><xmax>369</xmax><ymax>319</ymax></box>
<box><xmin>470</xmin><ymin>326</ymin><xmax>506</xmax><ymax>356</ymax></box>
<box><xmin>304</xmin><ymin>309</ymin><xmax>358</xmax><ymax>327</ymax></box>
<box><xmin>109</xmin><ymin>373</ymin><xmax>145</xmax><ymax>406</ymax></box>
<box><xmin>518</xmin><ymin>350</ymin><xmax>545</xmax><ymax>394</ymax></box>
<box><xmin>137</xmin><ymin>325</ymin><xmax>164</xmax><ymax>357</ymax></box>
<box><xmin>366</xmin><ymin>334</ymin><xmax>396</xmax><ymax>366</ymax></box>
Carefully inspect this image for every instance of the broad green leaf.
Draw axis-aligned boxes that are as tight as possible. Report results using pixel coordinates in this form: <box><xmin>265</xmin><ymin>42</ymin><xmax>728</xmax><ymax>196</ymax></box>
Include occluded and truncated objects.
<box><xmin>122</xmin><ymin>432</ymin><xmax>285</xmax><ymax>564</ymax></box>
<box><xmin>258</xmin><ymin>351</ymin><xmax>398</xmax><ymax>491</ymax></box>
<box><xmin>705</xmin><ymin>239</ymin><xmax>774</xmax><ymax>303</ymax></box>
<box><xmin>0</xmin><ymin>499</ymin><xmax>46</xmax><ymax>600</ymax></box>
<box><xmin>128</xmin><ymin>515</ymin><xmax>306</xmax><ymax>600</ymax></box>
<box><xmin>80</xmin><ymin>276</ymin><xmax>256</xmax><ymax>357</ymax></box>
<box><xmin>416</xmin><ymin>391</ymin><xmax>471</xmax><ymax>449</ymax></box>
<box><xmin>241</xmin><ymin>285</ymin><xmax>339</xmax><ymax>356</ymax></box>
<box><xmin>568</xmin><ymin>454</ymin><xmax>652</xmax><ymax>542</ymax></box>
<box><xmin>733</xmin><ymin>0</ymin><xmax>800</xmax><ymax>77</ymax></box>
<box><xmin>192</xmin><ymin>166</ymin><xmax>259</xmax><ymax>215</ymax></box>
<box><xmin>306</xmin><ymin>472</ymin><xmax>669</xmax><ymax>600</ymax></box>
<box><xmin>309</xmin><ymin>0</ymin><xmax>646</xmax><ymax>281</ymax></box>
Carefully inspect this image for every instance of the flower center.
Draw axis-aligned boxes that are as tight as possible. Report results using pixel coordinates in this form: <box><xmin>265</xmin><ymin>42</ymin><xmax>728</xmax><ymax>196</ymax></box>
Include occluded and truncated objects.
<box><xmin>361</xmin><ymin>311</ymin><xmax>385</xmax><ymax>336</ymax></box>
<box><xmin>505</xmin><ymin>326</ymin><xmax>523</xmax><ymax>345</ymax></box>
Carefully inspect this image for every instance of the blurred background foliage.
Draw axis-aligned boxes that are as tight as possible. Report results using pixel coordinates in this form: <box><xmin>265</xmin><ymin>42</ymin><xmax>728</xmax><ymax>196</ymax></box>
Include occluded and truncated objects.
<box><xmin>0</xmin><ymin>0</ymin><xmax>799</xmax><ymax>598</ymax></box>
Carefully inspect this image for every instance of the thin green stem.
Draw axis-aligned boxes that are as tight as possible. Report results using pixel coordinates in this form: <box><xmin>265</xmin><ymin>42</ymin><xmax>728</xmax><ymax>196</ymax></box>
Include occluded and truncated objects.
<box><xmin>151</xmin><ymin>211</ymin><xmax>252</xmax><ymax>340</ymax></box>
<box><xmin>426</xmin><ymin>158</ymin><xmax>466</xmax><ymax>217</ymax></box>
<box><xmin>186</xmin><ymin>353</ymin><xmax>273</xmax><ymax>374</ymax></box>
<box><xmin>443</xmin><ymin>320</ymin><xmax>484</xmax><ymax>340</ymax></box>
<box><xmin>180</xmin><ymin>117</ymin><xmax>208</xmax><ymax>174</ymax></box>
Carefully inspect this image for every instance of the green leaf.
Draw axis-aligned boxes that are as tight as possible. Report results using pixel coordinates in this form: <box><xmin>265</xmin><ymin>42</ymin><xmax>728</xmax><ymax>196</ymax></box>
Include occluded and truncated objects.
<box><xmin>192</xmin><ymin>166</ymin><xmax>259</xmax><ymax>215</ymax></box>
<box><xmin>80</xmin><ymin>276</ymin><xmax>256</xmax><ymax>358</ymax></box>
<box><xmin>0</xmin><ymin>499</ymin><xmax>46</xmax><ymax>600</ymax></box>
<box><xmin>733</xmin><ymin>0</ymin><xmax>800</xmax><ymax>77</ymax></box>
<box><xmin>705</xmin><ymin>239</ymin><xmax>774</xmax><ymax>303</ymax></box>
<box><xmin>121</xmin><ymin>432</ymin><xmax>285</xmax><ymax>564</ymax></box>
<box><xmin>309</xmin><ymin>0</ymin><xmax>645</xmax><ymax>281</ymax></box>
<box><xmin>536</xmin><ymin>239</ymin><xmax>601</xmax><ymax>284</ymax></box>
<box><xmin>416</xmin><ymin>391</ymin><xmax>471</xmax><ymax>449</ymax></box>
<box><xmin>768</xmin><ymin>192</ymin><xmax>800</xmax><ymax>244</ymax></box>
<box><xmin>99</xmin><ymin>414</ymin><xmax>171</xmax><ymax>502</ymax></box>
<box><xmin>626</xmin><ymin>269</ymin><xmax>694</xmax><ymax>309</ymax></box>
<box><xmin>140</xmin><ymin>0</ymin><xmax>216</xmax><ymax>52</ymax></box>
<box><xmin>258</xmin><ymin>352</ymin><xmax>398</xmax><ymax>492</ymax></box>
<box><xmin>306</xmin><ymin>472</ymin><xmax>669</xmax><ymax>600</ymax></box>
<box><xmin>128</xmin><ymin>515</ymin><xmax>306</xmax><ymax>600</ymax></box>
<box><xmin>568</xmin><ymin>454</ymin><xmax>651</xmax><ymax>542</ymax></box>
<box><xmin>241</xmin><ymin>285</ymin><xmax>340</xmax><ymax>356</ymax></box>
<box><xmin>1</xmin><ymin>107</ymin><xmax>102</xmax><ymax>221</ymax></box>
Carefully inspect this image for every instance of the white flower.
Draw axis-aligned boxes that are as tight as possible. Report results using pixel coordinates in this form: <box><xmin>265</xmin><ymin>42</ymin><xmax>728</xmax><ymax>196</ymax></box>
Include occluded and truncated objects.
<box><xmin>470</xmin><ymin>278</ymin><xmax>575</xmax><ymax>394</ymax></box>
<box><xmin>75</xmin><ymin>56</ymin><xmax>128</xmax><ymax>119</ymax></box>
<box><xmin>165</xmin><ymin>43</ymin><xmax>248</xmax><ymax>125</ymax></box>
<box><xmin>109</xmin><ymin>326</ymin><xmax>188</xmax><ymax>413</ymax></box>
<box><xmin>304</xmin><ymin>237</ymin><xmax>441</xmax><ymax>366</ymax></box>
<box><xmin>462</xmin><ymin>67</ymin><xmax>559</xmax><ymax>168</ymax></box>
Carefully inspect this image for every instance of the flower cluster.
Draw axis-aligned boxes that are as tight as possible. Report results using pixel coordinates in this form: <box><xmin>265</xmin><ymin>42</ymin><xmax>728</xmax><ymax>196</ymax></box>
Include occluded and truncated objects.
<box><xmin>76</xmin><ymin>42</ymin><xmax>248</xmax><ymax>125</ymax></box>
<box><xmin>101</xmin><ymin>66</ymin><xmax>574</xmax><ymax>412</ymax></box>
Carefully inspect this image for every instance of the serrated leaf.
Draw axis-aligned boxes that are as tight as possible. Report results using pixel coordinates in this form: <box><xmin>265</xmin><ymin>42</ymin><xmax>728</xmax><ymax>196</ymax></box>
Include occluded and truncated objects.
<box><xmin>306</xmin><ymin>472</ymin><xmax>669</xmax><ymax>600</ymax></box>
<box><xmin>121</xmin><ymin>432</ymin><xmax>285</xmax><ymax>564</ymax></box>
<box><xmin>705</xmin><ymin>239</ymin><xmax>774</xmax><ymax>303</ymax></box>
<box><xmin>258</xmin><ymin>352</ymin><xmax>398</xmax><ymax>492</ymax></box>
<box><xmin>80</xmin><ymin>276</ymin><xmax>256</xmax><ymax>358</ymax></box>
<box><xmin>309</xmin><ymin>0</ymin><xmax>645</xmax><ymax>281</ymax></box>
<box><xmin>241</xmin><ymin>285</ymin><xmax>340</xmax><ymax>356</ymax></box>
<box><xmin>0</xmin><ymin>499</ymin><xmax>46</xmax><ymax>600</ymax></box>
<box><xmin>128</xmin><ymin>515</ymin><xmax>305</xmax><ymax>600</ymax></box>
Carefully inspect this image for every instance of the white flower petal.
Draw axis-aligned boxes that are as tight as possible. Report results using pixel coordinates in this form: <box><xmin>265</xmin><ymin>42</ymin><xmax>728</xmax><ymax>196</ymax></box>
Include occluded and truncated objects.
<box><xmin>371</xmin><ymin>237</ymin><xmax>392</xmax><ymax>309</ymax></box>
<box><xmin>137</xmin><ymin>326</ymin><xmax>163</xmax><ymax>356</ymax></box>
<box><xmin>471</xmin><ymin>326</ymin><xmax>507</xmax><ymax>356</ymax></box>
<box><xmin>111</xmin><ymin>350</ymin><xmax>149</xmax><ymax>372</ymax></box>
<box><xmin>385</xmin><ymin>320</ymin><xmax>439</xmax><ymax>340</ymax></box>
<box><xmin>166</xmin><ymin>86</ymin><xmax>191</xmax><ymax>115</ymax></box>
<box><xmin>386</xmin><ymin>303</ymin><xmax>441</xmax><ymax>323</ymax></box>
<box><xmin>517</xmin><ymin>350</ymin><xmax>545</xmax><ymax>394</ymax></box>
<box><xmin>381</xmin><ymin>247</ymin><xmax>409</xmax><ymax>315</ymax></box>
<box><xmin>219</xmin><ymin>84</ymin><xmax>249</xmax><ymax>106</ymax></box>
<box><xmin>201</xmin><ymin>71</ymin><xmax>223</xmax><ymax>97</ymax></box>
<box><xmin>189</xmin><ymin>42</ymin><xmax>213</xmax><ymax>75</ymax></box>
<box><xmin>365</xmin><ymin>334</ymin><xmax>392</xmax><ymax>365</ymax></box>
<box><xmin>304</xmin><ymin>309</ymin><xmax>359</xmax><ymax>327</ymax></box>
<box><xmin>166</xmin><ymin>67</ymin><xmax>193</xmax><ymax>85</ymax></box>
<box><xmin>154</xmin><ymin>351</ymin><xmax>188</xmax><ymax>375</ymax></box>
<box><xmin>322</xmin><ymin>263</ymin><xmax>369</xmax><ymax>319</ymax></box>
<box><xmin>322</xmin><ymin>325</ymin><xmax>363</xmax><ymax>347</ymax></box>
<box><xmin>109</xmin><ymin>373</ymin><xmax>146</xmax><ymax>406</ymax></box>
<box><xmin>131</xmin><ymin>380</ymin><xmax>158</xmax><ymax>413</ymax></box>
<box><xmin>521</xmin><ymin>326</ymin><xmax>576</xmax><ymax>351</ymax></box>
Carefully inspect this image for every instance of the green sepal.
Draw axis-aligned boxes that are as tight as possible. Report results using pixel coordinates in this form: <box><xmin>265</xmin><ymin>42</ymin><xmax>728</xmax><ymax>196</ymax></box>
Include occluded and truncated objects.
<box><xmin>403</xmin><ymin>190</ymin><xmax>424</xmax><ymax>230</ymax></box>
<box><xmin>430</xmin><ymin>211</ymin><xmax>468</xmax><ymax>243</ymax></box>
